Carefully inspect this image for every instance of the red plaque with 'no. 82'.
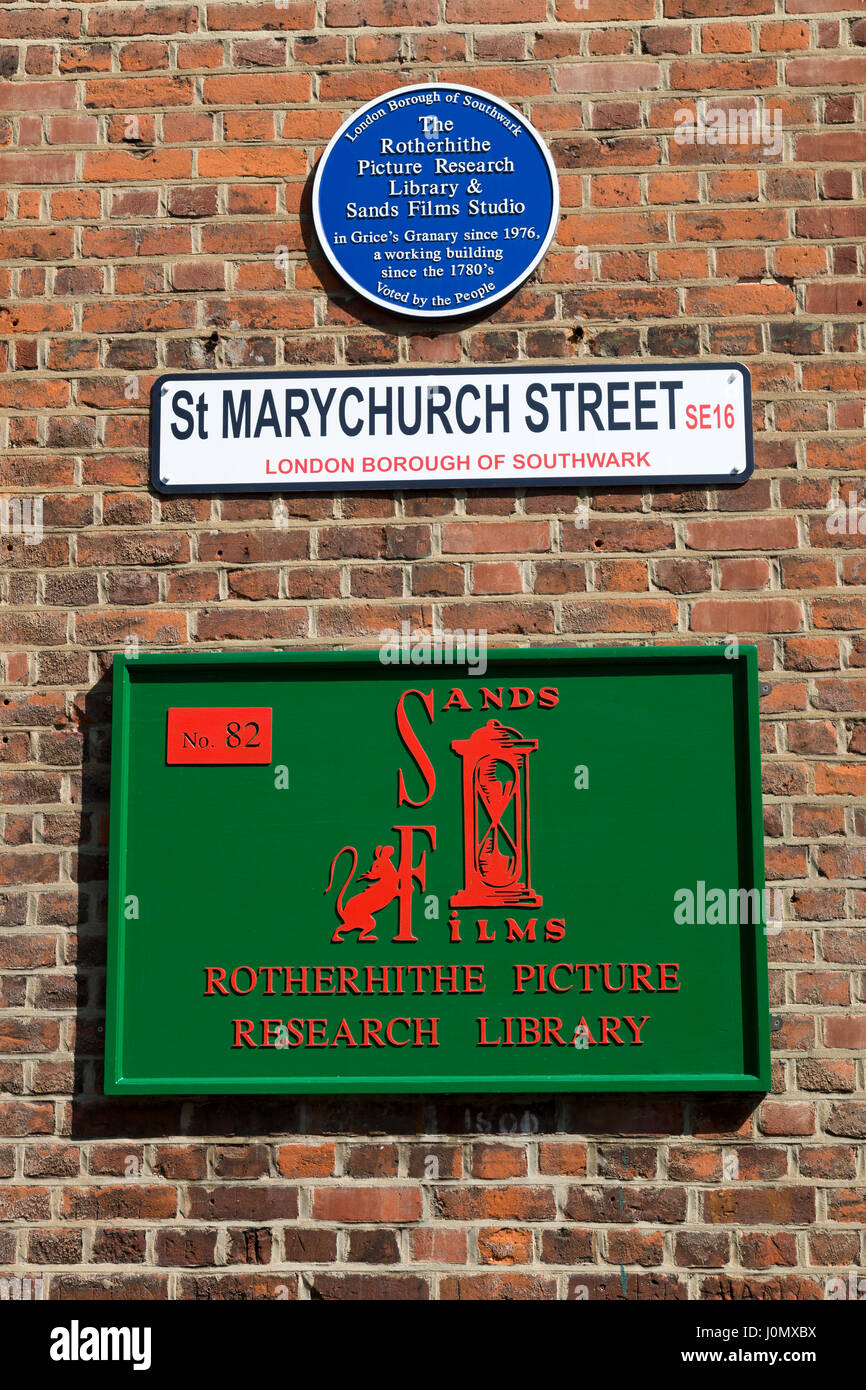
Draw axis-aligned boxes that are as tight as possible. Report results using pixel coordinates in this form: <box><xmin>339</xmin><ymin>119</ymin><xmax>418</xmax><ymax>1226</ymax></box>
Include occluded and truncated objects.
<box><xmin>166</xmin><ymin>707</ymin><xmax>272</xmax><ymax>765</ymax></box>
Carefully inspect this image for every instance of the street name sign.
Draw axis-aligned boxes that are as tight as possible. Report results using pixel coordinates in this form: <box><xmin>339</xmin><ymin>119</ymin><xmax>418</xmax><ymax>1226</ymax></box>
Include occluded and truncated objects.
<box><xmin>151</xmin><ymin>362</ymin><xmax>754</xmax><ymax>494</ymax></box>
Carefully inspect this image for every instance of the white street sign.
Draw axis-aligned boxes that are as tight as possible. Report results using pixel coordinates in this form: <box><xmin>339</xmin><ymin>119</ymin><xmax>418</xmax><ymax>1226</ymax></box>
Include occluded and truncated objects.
<box><xmin>151</xmin><ymin>363</ymin><xmax>753</xmax><ymax>494</ymax></box>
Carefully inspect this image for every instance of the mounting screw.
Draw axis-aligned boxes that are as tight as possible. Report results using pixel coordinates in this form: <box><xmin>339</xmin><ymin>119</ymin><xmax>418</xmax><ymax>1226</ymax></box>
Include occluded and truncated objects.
<box><xmin>759</xmin><ymin>682</ymin><xmax>771</xmax><ymax>696</ymax></box>
<box><xmin>770</xmin><ymin>1017</ymin><xmax>783</xmax><ymax>1033</ymax></box>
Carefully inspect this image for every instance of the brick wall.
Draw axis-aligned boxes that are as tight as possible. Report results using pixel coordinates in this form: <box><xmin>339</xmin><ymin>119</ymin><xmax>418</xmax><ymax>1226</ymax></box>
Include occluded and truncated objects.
<box><xmin>1</xmin><ymin>0</ymin><xmax>865</xmax><ymax>1300</ymax></box>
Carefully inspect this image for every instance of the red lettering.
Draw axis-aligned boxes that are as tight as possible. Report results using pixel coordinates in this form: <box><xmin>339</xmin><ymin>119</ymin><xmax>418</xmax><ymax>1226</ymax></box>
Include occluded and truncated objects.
<box><xmin>623</xmin><ymin>1014</ymin><xmax>650</xmax><ymax>1044</ymax></box>
<box><xmin>365</xmin><ymin>965</ymin><xmax>392</xmax><ymax>994</ymax></box>
<box><xmin>477</xmin><ymin>1017</ymin><xmax>500</xmax><ymax>1046</ymax></box>
<box><xmin>396</xmin><ymin>688</ymin><xmax>436</xmax><ymax>807</ymax></box>
<box><xmin>519</xmin><ymin>1016</ymin><xmax>541</xmax><ymax>1045</ymax></box>
<box><xmin>549</xmin><ymin>963</ymin><xmax>573</xmax><ymax>993</ymax></box>
<box><xmin>441</xmin><ymin>687</ymin><xmax>471</xmax><ymax>711</ymax></box>
<box><xmin>659</xmin><ymin>963</ymin><xmax>680</xmax><ymax>991</ymax></box>
<box><xmin>330</xmin><ymin>1018</ymin><xmax>357</xmax><ymax>1047</ymax></box>
<box><xmin>385</xmin><ymin>1017</ymin><xmax>412</xmax><ymax>1046</ymax></box>
<box><xmin>232</xmin><ymin>1019</ymin><xmax>255</xmax><ymax>1048</ymax></box>
<box><xmin>404</xmin><ymin>965</ymin><xmax>430</xmax><ymax>993</ymax></box>
<box><xmin>602</xmin><ymin>963</ymin><xmax>627</xmax><ymax>992</ymax></box>
<box><xmin>282</xmin><ymin>966</ymin><xmax>308</xmax><ymax>995</ymax></box>
<box><xmin>480</xmin><ymin>687</ymin><xmax>503</xmax><ymax>709</ymax></box>
<box><xmin>314</xmin><ymin>966</ymin><xmax>334</xmax><ymax>995</ymax></box>
<box><xmin>575</xmin><ymin>964</ymin><xmax>599</xmax><ymax>992</ymax></box>
<box><xmin>542</xmin><ymin>1017</ymin><xmax>566</xmax><ymax>1046</ymax></box>
<box><xmin>513</xmin><ymin>964</ymin><xmax>535</xmax><ymax>993</ymax></box>
<box><xmin>205</xmin><ymin>967</ymin><xmax>228</xmax><ymax>996</ymax></box>
<box><xmin>362</xmin><ymin>1018</ymin><xmax>385</xmax><ymax>1047</ymax></box>
<box><xmin>413</xmin><ymin>1017</ymin><xmax>439</xmax><ymax>1046</ymax></box>
<box><xmin>630</xmin><ymin>963</ymin><xmax>655</xmax><ymax>992</ymax></box>
<box><xmin>432</xmin><ymin>965</ymin><xmax>459</xmax><ymax>993</ymax></box>
<box><xmin>338</xmin><ymin>966</ymin><xmax>360</xmax><ymax>995</ymax></box>
<box><xmin>600</xmin><ymin>1016</ymin><xmax>624</xmax><ymax>1045</ymax></box>
<box><xmin>506</xmin><ymin>916</ymin><xmax>537</xmax><ymax>942</ymax></box>
<box><xmin>509</xmin><ymin>686</ymin><xmax>534</xmax><ymax>708</ymax></box>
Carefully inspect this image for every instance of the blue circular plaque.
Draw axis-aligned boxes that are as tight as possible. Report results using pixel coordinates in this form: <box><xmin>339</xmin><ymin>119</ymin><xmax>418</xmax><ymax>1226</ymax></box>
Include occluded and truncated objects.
<box><xmin>312</xmin><ymin>83</ymin><xmax>559</xmax><ymax>320</ymax></box>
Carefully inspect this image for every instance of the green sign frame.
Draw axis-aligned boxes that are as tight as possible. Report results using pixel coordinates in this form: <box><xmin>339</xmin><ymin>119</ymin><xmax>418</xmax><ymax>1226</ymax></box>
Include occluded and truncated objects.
<box><xmin>106</xmin><ymin>646</ymin><xmax>770</xmax><ymax>1095</ymax></box>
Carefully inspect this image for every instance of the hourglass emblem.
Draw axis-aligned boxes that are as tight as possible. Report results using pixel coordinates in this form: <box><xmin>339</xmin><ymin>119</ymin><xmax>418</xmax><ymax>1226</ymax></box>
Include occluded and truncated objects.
<box><xmin>450</xmin><ymin>719</ymin><xmax>542</xmax><ymax>910</ymax></box>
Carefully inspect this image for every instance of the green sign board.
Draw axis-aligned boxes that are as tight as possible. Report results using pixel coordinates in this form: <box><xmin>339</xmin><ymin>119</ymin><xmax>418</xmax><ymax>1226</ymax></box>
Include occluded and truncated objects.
<box><xmin>106</xmin><ymin>647</ymin><xmax>770</xmax><ymax>1094</ymax></box>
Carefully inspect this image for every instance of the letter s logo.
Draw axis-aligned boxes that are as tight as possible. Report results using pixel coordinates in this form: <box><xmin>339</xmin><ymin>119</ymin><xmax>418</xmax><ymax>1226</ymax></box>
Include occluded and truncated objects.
<box><xmin>396</xmin><ymin>689</ymin><xmax>435</xmax><ymax>808</ymax></box>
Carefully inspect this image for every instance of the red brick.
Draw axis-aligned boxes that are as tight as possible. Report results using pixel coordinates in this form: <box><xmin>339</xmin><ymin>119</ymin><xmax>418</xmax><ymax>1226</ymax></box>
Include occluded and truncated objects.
<box><xmin>177</xmin><ymin>1273</ymin><xmax>291</xmax><ymax>1299</ymax></box>
<box><xmin>441</xmin><ymin>521</ymin><xmax>550</xmax><ymax>555</ymax></box>
<box><xmin>0</xmin><ymin>152</ymin><xmax>76</xmax><ymax>184</ymax></box>
<box><xmin>89</xmin><ymin>6</ymin><xmax>199</xmax><ymax>37</ymax></box>
<box><xmin>411</xmin><ymin>1229</ymin><xmax>467</xmax><ymax>1264</ymax></box>
<box><xmin>558</xmin><ymin>63</ymin><xmax>662</xmax><ymax>92</ymax></box>
<box><xmin>472</xmin><ymin>1144</ymin><xmax>527</xmax><ymax>1180</ymax></box>
<box><xmin>690</xmin><ymin>599</ymin><xmax>802</xmax><ymax>634</ymax></box>
<box><xmin>60</xmin><ymin>1186</ymin><xmax>178</xmax><ymax>1220</ymax></box>
<box><xmin>207</xmin><ymin>2</ymin><xmax>314</xmax><ymax>29</ymax></box>
<box><xmin>702</xmin><ymin>1188</ymin><xmax>815</xmax><ymax>1224</ymax></box>
<box><xmin>155</xmin><ymin>1229</ymin><xmax>218</xmax><ymax>1266</ymax></box>
<box><xmin>187</xmin><ymin>1186</ymin><xmax>298</xmax><ymax>1220</ymax></box>
<box><xmin>788</xmin><ymin>56</ymin><xmax>866</xmax><ymax>86</ymax></box>
<box><xmin>311</xmin><ymin>1188</ymin><xmax>421</xmax><ymax>1223</ymax></box>
<box><xmin>305</xmin><ymin>1273</ymin><xmax>425</xmax><ymax>1299</ymax></box>
<box><xmin>477</xmin><ymin>1227</ymin><xmax>533</xmax><ymax>1265</ymax></box>
<box><xmin>605</xmin><ymin>1227</ymin><xmax>664</xmax><ymax>1267</ymax></box>
<box><xmin>439</xmin><ymin>1272</ymin><xmax>555</xmax><ymax>1300</ymax></box>
<box><xmin>675</xmin><ymin>1232</ymin><xmax>730</xmax><ymax>1268</ymax></box>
